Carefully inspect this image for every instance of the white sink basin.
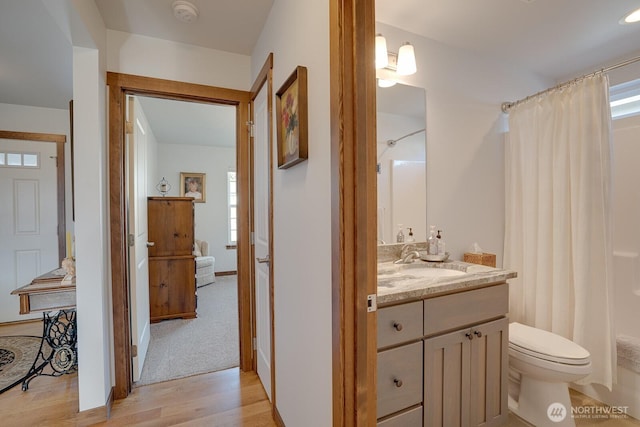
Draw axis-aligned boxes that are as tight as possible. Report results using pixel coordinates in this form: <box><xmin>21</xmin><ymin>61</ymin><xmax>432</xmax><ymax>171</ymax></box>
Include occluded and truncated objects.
<box><xmin>377</xmin><ymin>264</ymin><xmax>466</xmax><ymax>282</ymax></box>
<box><xmin>377</xmin><ymin>265</ymin><xmax>467</xmax><ymax>289</ymax></box>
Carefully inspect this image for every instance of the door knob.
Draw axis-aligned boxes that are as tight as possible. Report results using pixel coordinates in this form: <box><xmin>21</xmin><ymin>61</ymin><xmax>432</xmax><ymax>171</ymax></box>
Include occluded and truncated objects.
<box><xmin>256</xmin><ymin>255</ymin><xmax>270</xmax><ymax>264</ymax></box>
<box><xmin>146</xmin><ymin>242</ymin><xmax>155</xmax><ymax>247</ymax></box>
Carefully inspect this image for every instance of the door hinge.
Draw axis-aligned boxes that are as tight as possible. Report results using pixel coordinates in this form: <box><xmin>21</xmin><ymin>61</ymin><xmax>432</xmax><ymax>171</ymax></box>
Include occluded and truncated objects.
<box><xmin>250</xmin><ymin>231</ymin><xmax>255</xmax><ymax>245</ymax></box>
<box><xmin>246</xmin><ymin>120</ymin><xmax>254</xmax><ymax>138</ymax></box>
<box><xmin>125</xmin><ymin>120</ymin><xmax>134</xmax><ymax>135</ymax></box>
<box><xmin>367</xmin><ymin>294</ymin><xmax>377</xmax><ymax>312</ymax></box>
<box><xmin>131</xmin><ymin>344</ymin><xmax>138</xmax><ymax>357</ymax></box>
<box><xmin>127</xmin><ymin>234</ymin><xmax>135</xmax><ymax>247</ymax></box>
<box><xmin>253</xmin><ymin>337</ymin><xmax>257</xmax><ymax>351</ymax></box>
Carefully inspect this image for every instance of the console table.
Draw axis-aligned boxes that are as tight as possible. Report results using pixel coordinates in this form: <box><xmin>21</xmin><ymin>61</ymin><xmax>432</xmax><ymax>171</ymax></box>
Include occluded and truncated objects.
<box><xmin>11</xmin><ymin>269</ymin><xmax>78</xmax><ymax>390</ymax></box>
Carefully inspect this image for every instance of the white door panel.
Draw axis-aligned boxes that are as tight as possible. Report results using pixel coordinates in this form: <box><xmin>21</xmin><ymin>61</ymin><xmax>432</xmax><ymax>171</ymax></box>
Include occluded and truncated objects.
<box><xmin>0</xmin><ymin>140</ymin><xmax>58</xmax><ymax>322</ymax></box>
<box><xmin>127</xmin><ymin>96</ymin><xmax>151</xmax><ymax>382</ymax></box>
<box><xmin>253</xmin><ymin>83</ymin><xmax>272</xmax><ymax>399</ymax></box>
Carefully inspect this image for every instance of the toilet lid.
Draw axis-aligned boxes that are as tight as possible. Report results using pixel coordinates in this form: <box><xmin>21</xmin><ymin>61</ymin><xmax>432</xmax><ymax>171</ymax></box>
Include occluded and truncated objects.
<box><xmin>509</xmin><ymin>322</ymin><xmax>590</xmax><ymax>365</ymax></box>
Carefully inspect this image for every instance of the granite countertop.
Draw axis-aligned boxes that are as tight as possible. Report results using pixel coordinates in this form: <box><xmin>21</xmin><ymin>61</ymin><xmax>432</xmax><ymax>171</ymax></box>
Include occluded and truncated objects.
<box><xmin>377</xmin><ymin>259</ymin><xmax>517</xmax><ymax>306</ymax></box>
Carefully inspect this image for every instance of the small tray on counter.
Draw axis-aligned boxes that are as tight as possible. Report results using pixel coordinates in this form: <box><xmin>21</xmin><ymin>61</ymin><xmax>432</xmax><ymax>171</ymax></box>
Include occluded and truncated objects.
<box><xmin>419</xmin><ymin>252</ymin><xmax>449</xmax><ymax>262</ymax></box>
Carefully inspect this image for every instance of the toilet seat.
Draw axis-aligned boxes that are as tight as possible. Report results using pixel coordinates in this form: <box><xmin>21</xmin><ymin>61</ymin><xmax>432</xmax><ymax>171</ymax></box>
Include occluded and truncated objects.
<box><xmin>509</xmin><ymin>322</ymin><xmax>590</xmax><ymax>366</ymax></box>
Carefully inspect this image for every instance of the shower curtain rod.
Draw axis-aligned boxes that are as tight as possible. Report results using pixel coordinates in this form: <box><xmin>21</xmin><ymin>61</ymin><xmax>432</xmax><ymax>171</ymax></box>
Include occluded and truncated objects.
<box><xmin>501</xmin><ymin>54</ymin><xmax>640</xmax><ymax>113</ymax></box>
<box><xmin>383</xmin><ymin>128</ymin><xmax>426</xmax><ymax>146</ymax></box>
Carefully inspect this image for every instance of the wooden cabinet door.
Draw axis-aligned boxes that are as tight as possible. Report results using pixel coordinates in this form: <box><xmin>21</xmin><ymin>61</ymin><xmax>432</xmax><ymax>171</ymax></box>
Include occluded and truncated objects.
<box><xmin>424</xmin><ymin>328</ymin><xmax>471</xmax><ymax>427</ymax></box>
<box><xmin>469</xmin><ymin>318</ymin><xmax>508</xmax><ymax>427</ymax></box>
<box><xmin>424</xmin><ymin>317</ymin><xmax>508</xmax><ymax>427</ymax></box>
<box><xmin>147</xmin><ymin>198</ymin><xmax>194</xmax><ymax>257</ymax></box>
<box><xmin>147</xmin><ymin>197</ymin><xmax>196</xmax><ymax>322</ymax></box>
<box><xmin>148</xmin><ymin>257</ymin><xmax>196</xmax><ymax>322</ymax></box>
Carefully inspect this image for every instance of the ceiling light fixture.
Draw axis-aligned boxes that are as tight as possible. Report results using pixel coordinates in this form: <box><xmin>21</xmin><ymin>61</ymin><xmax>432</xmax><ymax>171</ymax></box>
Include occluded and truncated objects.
<box><xmin>621</xmin><ymin>7</ymin><xmax>640</xmax><ymax>24</ymax></box>
<box><xmin>172</xmin><ymin>0</ymin><xmax>199</xmax><ymax>23</ymax></box>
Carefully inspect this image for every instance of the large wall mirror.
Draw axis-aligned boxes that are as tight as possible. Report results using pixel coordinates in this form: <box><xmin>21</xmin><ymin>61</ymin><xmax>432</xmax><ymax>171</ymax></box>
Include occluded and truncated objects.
<box><xmin>376</xmin><ymin>83</ymin><xmax>427</xmax><ymax>244</ymax></box>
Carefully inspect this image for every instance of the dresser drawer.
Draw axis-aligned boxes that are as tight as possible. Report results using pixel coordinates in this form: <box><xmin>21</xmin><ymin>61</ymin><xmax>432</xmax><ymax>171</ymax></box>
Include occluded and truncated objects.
<box><xmin>377</xmin><ymin>341</ymin><xmax>423</xmax><ymax>419</ymax></box>
<box><xmin>424</xmin><ymin>283</ymin><xmax>508</xmax><ymax>336</ymax></box>
<box><xmin>378</xmin><ymin>301</ymin><xmax>423</xmax><ymax>349</ymax></box>
<box><xmin>377</xmin><ymin>405</ymin><xmax>422</xmax><ymax>427</ymax></box>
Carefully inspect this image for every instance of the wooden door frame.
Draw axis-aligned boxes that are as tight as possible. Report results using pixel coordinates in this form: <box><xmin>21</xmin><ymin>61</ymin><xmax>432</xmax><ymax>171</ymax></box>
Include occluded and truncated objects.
<box><xmin>249</xmin><ymin>54</ymin><xmax>277</xmax><ymax>417</ymax></box>
<box><xmin>0</xmin><ymin>130</ymin><xmax>67</xmax><ymax>264</ymax></box>
<box><xmin>107</xmin><ymin>72</ymin><xmax>252</xmax><ymax>399</ymax></box>
<box><xmin>330</xmin><ymin>0</ymin><xmax>378</xmax><ymax>424</ymax></box>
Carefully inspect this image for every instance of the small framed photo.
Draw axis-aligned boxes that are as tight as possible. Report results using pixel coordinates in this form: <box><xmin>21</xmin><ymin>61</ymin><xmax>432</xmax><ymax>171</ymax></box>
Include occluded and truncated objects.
<box><xmin>276</xmin><ymin>66</ymin><xmax>308</xmax><ymax>169</ymax></box>
<box><xmin>180</xmin><ymin>172</ymin><xmax>206</xmax><ymax>203</ymax></box>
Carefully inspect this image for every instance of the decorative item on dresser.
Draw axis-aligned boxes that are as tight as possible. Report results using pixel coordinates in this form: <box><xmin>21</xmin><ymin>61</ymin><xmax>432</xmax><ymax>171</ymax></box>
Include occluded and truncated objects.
<box><xmin>147</xmin><ymin>197</ymin><xmax>196</xmax><ymax>322</ymax></box>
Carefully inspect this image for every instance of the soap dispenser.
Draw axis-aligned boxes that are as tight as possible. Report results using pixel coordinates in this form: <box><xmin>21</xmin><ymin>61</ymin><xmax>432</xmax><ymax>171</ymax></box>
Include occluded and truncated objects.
<box><xmin>396</xmin><ymin>224</ymin><xmax>405</xmax><ymax>243</ymax></box>
<box><xmin>427</xmin><ymin>225</ymin><xmax>438</xmax><ymax>255</ymax></box>
<box><xmin>407</xmin><ymin>227</ymin><xmax>415</xmax><ymax>242</ymax></box>
<box><xmin>437</xmin><ymin>230</ymin><xmax>446</xmax><ymax>255</ymax></box>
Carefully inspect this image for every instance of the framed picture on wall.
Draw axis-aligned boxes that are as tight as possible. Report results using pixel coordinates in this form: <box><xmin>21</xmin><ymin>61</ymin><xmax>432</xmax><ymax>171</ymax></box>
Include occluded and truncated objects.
<box><xmin>180</xmin><ymin>172</ymin><xmax>206</xmax><ymax>203</ymax></box>
<box><xmin>276</xmin><ymin>66</ymin><xmax>308</xmax><ymax>169</ymax></box>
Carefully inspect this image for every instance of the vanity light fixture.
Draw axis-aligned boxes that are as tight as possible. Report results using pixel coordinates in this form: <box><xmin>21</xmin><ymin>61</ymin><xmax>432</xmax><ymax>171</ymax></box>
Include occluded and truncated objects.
<box><xmin>621</xmin><ymin>7</ymin><xmax>640</xmax><ymax>24</ymax></box>
<box><xmin>377</xmin><ymin>79</ymin><xmax>397</xmax><ymax>88</ymax></box>
<box><xmin>375</xmin><ymin>38</ymin><xmax>417</xmax><ymax>87</ymax></box>
<box><xmin>376</xmin><ymin>34</ymin><xmax>389</xmax><ymax>69</ymax></box>
<box><xmin>396</xmin><ymin>42</ymin><xmax>417</xmax><ymax>76</ymax></box>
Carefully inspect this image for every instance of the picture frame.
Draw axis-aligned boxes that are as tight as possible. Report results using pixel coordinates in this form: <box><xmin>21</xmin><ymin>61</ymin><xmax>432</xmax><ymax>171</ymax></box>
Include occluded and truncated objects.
<box><xmin>276</xmin><ymin>66</ymin><xmax>308</xmax><ymax>169</ymax></box>
<box><xmin>180</xmin><ymin>172</ymin><xmax>206</xmax><ymax>203</ymax></box>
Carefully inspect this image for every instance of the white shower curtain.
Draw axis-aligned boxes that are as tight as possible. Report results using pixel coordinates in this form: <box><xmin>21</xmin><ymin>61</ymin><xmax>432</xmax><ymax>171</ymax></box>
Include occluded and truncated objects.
<box><xmin>504</xmin><ymin>74</ymin><xmax>616</xmax><ymax>389</ymax></box>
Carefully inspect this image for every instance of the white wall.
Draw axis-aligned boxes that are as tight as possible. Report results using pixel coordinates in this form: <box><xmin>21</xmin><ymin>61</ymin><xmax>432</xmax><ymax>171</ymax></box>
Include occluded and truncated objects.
<box><xmin>156</xmin><ymin>143</ymin><xmax>237</xmax><ymax>272</ymax></box>
<box><xmin>106</xmin><ymin>30</ymin><xmax>251</xmax><ymax>91</ymax></box>
<box><xmin>376</xmin><ymin>23</ymin><xmax>552</xmax><ymax>266</ymax></box>
<box><xmin>251</xmin><ymin>0</ymin><xmax>332</xmax><ymax>425</ymax></box>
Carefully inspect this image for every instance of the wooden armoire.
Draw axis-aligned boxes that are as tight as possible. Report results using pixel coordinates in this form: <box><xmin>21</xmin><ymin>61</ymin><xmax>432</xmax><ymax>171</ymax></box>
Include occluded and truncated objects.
<box><xmin>147</xmin><ymin>197</ymin><xmax>196</xmax><ymax>322</ymax></box>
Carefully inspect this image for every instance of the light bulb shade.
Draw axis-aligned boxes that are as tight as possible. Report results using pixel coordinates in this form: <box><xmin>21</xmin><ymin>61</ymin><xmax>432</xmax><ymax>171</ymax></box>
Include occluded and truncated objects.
<box><xmin>622</xmin><ymin>7</ymin><xmax>640</xmax><ymax>23</ymax></box>
<box><xmin>378</xmin><ymin>79</ymin><xmax>397</xmax><ymax>88</ymax></box>
<box><xmin>397</xmin><ymin>42</ymin><xmax>417</xmax><ymax>75</ymax></box>
<box><xmin>375</xmin><ymin>34</ymin><xmax>388</xmax><ymax>69</ymax></box>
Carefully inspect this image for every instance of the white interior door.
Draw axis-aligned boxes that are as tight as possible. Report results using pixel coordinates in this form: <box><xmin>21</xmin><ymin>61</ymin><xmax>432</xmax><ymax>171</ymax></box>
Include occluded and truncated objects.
<box><xmin>253</xmin><ymin>83</ymin><xmax>272</xmax><ymax>399</ymax></box>
<box><xmin>126</xmin><ymin>96</ymin><xmax>151</xmax><ymax>381</ymax></box>
<box><xmin>0</xmin><ymin>140</ymin><xmax>58</xmax><ymax>322</ymax></box>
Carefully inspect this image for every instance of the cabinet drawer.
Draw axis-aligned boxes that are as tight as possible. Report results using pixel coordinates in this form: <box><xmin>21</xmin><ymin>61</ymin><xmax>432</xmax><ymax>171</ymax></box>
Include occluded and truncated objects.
<box><xmin>377</xmin><ymin>341</ymin><xmax>423</xmax><ymax>419</ymax></box>
<box><xmin>424</xmin><ymin>283</ymin><xmax>508</xmax><ymax>336</ymax></box>
<box><xmin>378</xmin><ymin>301</ymin><xmax>423</xmax><ymax>349</ymax></box>
<box><xmin>377</xmin><ymin>405</ymin><xmax>422</xmax><ymax>427</ymax></box>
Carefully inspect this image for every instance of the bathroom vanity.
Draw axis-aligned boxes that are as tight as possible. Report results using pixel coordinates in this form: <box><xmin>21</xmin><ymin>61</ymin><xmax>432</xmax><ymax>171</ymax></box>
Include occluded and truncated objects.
<box><xmin>376</xmin><ymin>255</ymin><xmax>516</xmax><ymax>426</ymax></box>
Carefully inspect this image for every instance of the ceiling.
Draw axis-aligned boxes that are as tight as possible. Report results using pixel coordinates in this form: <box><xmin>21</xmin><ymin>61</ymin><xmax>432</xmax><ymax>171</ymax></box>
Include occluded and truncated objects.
<box><xmin>1</xmin><ymin>0</ymin><xmax>640</xmax><ymax>144</ymax></box>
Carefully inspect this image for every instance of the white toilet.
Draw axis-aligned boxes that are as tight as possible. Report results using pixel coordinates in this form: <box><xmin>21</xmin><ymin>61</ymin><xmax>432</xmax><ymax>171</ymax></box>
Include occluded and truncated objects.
<box><xmin>508</xmin><ymin>322</ymin><xmax>592</xmax><ymax>427</ymax></box>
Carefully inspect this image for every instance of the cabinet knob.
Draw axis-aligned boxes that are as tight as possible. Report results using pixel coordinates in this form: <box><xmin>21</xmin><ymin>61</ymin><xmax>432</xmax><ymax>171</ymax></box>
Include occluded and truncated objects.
<box><xmin>465</xmin><ymin>332</ymin><xmax>474</xmax><ymax>340</ymax></box>
<box><xmin>393</xmin><ymin>322</ymin><xmax>403</xmax><ymax>332</ymax></box>
<box><xmin>474</xmin><ymin>330</ymin><xmax>483</xmax><ymax>338</ymax></box>
<box><xmin>394</xmin><ymin>378</ymin><xmax>403</xmax><ymax>388</ymax></box>
<box><xmin>146</xmin><ymin>241</ymin><xmax>155</xmax><ymax>247</ymax></box>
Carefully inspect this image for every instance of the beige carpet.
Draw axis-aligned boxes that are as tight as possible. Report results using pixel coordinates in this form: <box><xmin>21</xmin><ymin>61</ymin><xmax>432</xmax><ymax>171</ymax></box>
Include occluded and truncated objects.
<box><xmin>136</xmin><ymin>275</ymin><xmax>239</xmax><ymax>386</ymax></box>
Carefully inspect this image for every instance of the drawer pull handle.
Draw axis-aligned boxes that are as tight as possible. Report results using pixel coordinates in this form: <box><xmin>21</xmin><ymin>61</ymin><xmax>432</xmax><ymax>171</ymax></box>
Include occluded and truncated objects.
<box><xmin>474</xmin><ymin>330</ymin><xmax>483</xmax><ymax>338</ymax></box>
<box><xmin>394</xmin><ymin>378</ymin><xmax>403</xmax><ymax>388</ymax></box>
<box><xmin>465</xmin><ymin>332</ymin><xmax>474</xmax><ymax>340</ymax></box>
<box><xmin>393</xmin><ymin>322</ymin><xmax>403</xmax><ymax>331</ymax></box>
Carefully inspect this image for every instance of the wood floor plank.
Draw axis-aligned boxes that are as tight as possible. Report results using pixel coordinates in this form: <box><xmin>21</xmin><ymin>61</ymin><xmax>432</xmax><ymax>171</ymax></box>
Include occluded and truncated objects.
<box><xmin>0</xmin><ymin>321</ymin><xmax>275</xmax><ymax>427</ymax></box>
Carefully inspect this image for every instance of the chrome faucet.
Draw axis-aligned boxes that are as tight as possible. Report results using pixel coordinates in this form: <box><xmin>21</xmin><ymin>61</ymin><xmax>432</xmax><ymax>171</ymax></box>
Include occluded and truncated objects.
<box><xmin>395</xmin><ymin>244</ymin><xmax>420</xmax><ymax>264</ymax></box>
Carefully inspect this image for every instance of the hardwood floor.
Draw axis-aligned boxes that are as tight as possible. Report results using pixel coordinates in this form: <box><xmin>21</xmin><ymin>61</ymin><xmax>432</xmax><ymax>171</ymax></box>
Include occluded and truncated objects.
<box><xmin>0</xmin><ymin>320</ymin><xmax>276</xmax><ymax>426</ymax></box>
